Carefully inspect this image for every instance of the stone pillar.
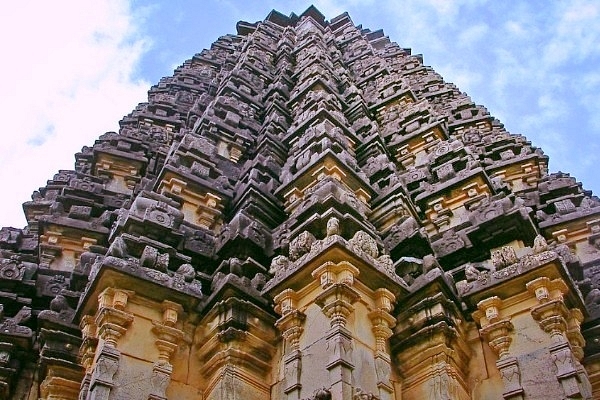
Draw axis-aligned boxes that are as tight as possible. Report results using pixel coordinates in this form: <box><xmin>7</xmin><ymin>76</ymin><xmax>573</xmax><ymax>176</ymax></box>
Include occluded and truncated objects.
<box><xmin>368</xmin><ymin>288</ymin><xmax>396</xmax><ymax>400</ymax></box>
<box><xmin>274</xmin><ymin>289</ymin><xmax>306</xmax><ymax>399</ymax></box>
<box><xmin>79</xmin><ymin>315</ymin><xmax>98</xmax><ymax>400</ymax></box>
<box><xmin>314</xmin><ymin>278</ymin><xmax>360</xmax><ymax>400</ymax></box>
<box><xmin>87</xmin><ymin>288</ymin><xmax>134</xmax><ymax>400</ymax></box>
<box><xmin>148</xmin><ymin>300</ymin><xmax>185</xmax><ymax>400</ymax></box>
<box><xmin>566</xmin><ymin>308</ymin><xmax>593</xmax><ymax>398</ymax></box>
<box><xmin>0</xmin><ymin>342</ymin><xmax>15</xmax><ymax>399</ymax></box>
<box><xmin>88</xmin><ymin>344</ymin><xmax>121</xmax><ymax>400</ymax></box>
<box><xmin>527</xmin><ymin>277</ymin><xmax>592</xmax><ymax>399</ymax></box>
<box><xmin>476</xmin><ymin>296</ymin><xmax>523</xmax><ymax>400</ymax></box>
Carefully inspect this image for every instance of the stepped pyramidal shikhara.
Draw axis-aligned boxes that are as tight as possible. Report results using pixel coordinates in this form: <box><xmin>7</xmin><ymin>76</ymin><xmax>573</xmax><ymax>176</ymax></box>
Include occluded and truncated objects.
<box><xmin>2</xmin><ymin>6</ymin><xmax>600</xmax><ymax>400</ymax></box>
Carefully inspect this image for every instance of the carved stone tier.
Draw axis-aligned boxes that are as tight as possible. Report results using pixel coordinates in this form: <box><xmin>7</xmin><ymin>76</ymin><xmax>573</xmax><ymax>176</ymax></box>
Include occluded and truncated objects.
<box><xmin>76</xmin><ymin>255</ymin><xmax>204</xmax><ymax>399</ymax></box>
<box><xmin>93</xmin><ymin>152</ymin><xmax>145</xmax><ymax>195</ymax></box>
<box><xmin>462</xmin><ymin>242</ymin><xmax>591</xmax><ymax>399</ymax></box>
<box><xmin>195</xmin><ymin>296</ymin><xmax>277</xmax><ymax>400</ymax></box>
<box><xmin>157</xmin><ymin>173</ymin><xmax>225</xmax><ymax>230</ymax></box>
<box><xmin>392</xmin><ymin>279</ymin><xmax>470</xmax><ymax>400</ymax></box>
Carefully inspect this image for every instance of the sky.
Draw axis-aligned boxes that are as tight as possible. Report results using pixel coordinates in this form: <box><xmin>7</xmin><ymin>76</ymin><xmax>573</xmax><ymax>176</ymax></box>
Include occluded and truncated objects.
<box><xmin>1</xmin><ymin>0</ymin><xmax>599</xmax><ymax>229</ymax></box>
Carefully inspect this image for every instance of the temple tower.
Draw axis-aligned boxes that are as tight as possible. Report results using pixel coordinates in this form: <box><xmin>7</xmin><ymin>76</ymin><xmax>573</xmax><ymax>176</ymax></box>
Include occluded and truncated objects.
<box><xmin>0</xmin><ymin>6</ymin><xmax>599</xmax><ymax>400</ymax></box>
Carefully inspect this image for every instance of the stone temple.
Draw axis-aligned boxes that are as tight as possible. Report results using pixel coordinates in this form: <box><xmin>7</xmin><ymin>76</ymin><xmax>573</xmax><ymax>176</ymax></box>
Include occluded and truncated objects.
<box><xmin>2</xmin><ymin>5</ymin><xmax>600</xmax><ymax>399</ymax></box>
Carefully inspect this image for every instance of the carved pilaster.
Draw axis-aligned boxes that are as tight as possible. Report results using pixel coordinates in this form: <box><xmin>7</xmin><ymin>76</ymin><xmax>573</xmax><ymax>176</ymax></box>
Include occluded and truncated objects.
<box><xmin>565</xmin><ymin>308</ymin><xmax>593</xmax><ymax>397</ymax></box>
<box><xmin>527</xmin><ymin>278</ymin><xmax>568</xmax><ymax>339</ymax></box>
<box><xmin>149</xmin><ymin>300</ymin><xmax>185</xmax><ymax>400</ymax></box>
<box><xmin>95</xmin><ymin>288</ymin><xmax>134</xmax><ymax>347</ymax></box>
<box><xmin>274</xmin><ymin>289</ymin><xmax>305</xmax><ymax>353</ymax></box>
<box><xmin>368</xmin><ymin>288</ymin><xmax>396</xmax><ymax>399</ymax></box>
<box><xmin>274</xmin><ymin>289</ymin><xmax>306</xmax><ymax>396</ymax></box>
<box><xmin>80</xmin><ymin>315</ymin><xmax>98</xmax><ymax>371</ymax></box>
<box><xmin>369</xmin><ymin>289</ymin><xmax>396</xmax><ymax>353</ymax></box>
<box><xmin>95</xmin><ymin>307</ymin><xmax>133</xmax><ymax>347</ymax></box>
<box><xmin>548</xmin><ymin>340</ymin><xmax>592</xmax><ymax>399</ymax></box>
<box><xmin>88</xmin><ymin>288</ymin><xmax>134</xmax><ymax>400</ymax></box>
<box><xmin>315</xmin><ymin>282</ymin><xmax>360</xmax><ymax>400</ymax></box>
<box><xmin>313</xmin><ymin>261</ymin><xmax>361</xmax><ymax>331</ymax></box>
<box><xmin>78</xmin><ymin>315</ymin><xmax>97</xmax><ymax>400</ymax></box>
<box><xmin>496</xmin><ymin>357</ymin><xmax>523</xmax><ymax>400</ymax></box>
<box><xmin>312</xmin><ymin>261</ymin><xmax>360</xmax><ymax>399</ymax></box>
<box><xmin>476</xmin><ymin>297</ymin><xmax>513</xmax><ymax>359</ymax></box>
<box><xmin>315</xmin><ymin>283</ymin><xmax>360</xmax><ymax>331</ymax></box>
<box><xmin>527</xmin><ymin>277</ymin><xmax>591</xmax><ymax>399</ymax></box>
<box><xmin>282</xmin><ymin>350</ymin><xmax>302</xmax><ymax>397</ymax></box>
<box><xmin>148</xmin><ymin>363</ymin><xmax>172</xmax><ymax>400</ymax></box>
<box><xmin>476</xmin><ymin>296</ymin><xmax>523</xmax><ymax>399</ymax></box>
<box><xmin>480</xmin><ymin>319</ymin><xmax>516</xmax><ymax>363</ymax></box>
<box><xmin>153</xmin><ymin>301</ymin><xmax>184</xmax><ymax>362</ymax></box>
<box><xmin>567</xmin><ymin>308</ymin><xmax>585</xmax><ymax>361</ymax></box>
<box><xmin>530</xmin><ymin>299</ymin><xmax>568</xmax><ymax>342</ymax></box>
<box><xmin>88</xmin><ymin>343</ymin><xmax>120</xmax><ymax>400</ymax></box>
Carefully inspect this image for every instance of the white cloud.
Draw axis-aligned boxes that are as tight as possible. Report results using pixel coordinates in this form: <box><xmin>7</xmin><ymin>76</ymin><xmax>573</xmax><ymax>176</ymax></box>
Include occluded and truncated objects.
<box><xmin>504</xmin><ymin>21</ymin><xmax>527</xmax><ymax>37</ymax></box>
<box><xmin>457</xmin><ymin>23</ymin><xmax>489</xmax><ymax>48</ymax></box>
<box><xmin>0</xmin><ymin>0</ymin><xmax>150</xmax><ymax>228</ymax></box>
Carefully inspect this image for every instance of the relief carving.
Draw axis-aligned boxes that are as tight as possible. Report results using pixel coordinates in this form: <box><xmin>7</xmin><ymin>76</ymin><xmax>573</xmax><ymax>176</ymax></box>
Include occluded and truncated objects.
<box><xmin>349</xmin><ymin>230</ymin><xmax>378</xmax><ymax>258</ymax></box>
<box><xmin>289</xmin><ymin>231</ymin><xmax>316</xmax><ymax>261</ymax></box>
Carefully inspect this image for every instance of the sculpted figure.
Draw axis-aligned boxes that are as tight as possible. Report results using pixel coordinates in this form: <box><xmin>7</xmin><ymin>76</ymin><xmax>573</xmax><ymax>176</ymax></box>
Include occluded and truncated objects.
<box><xmin>289</xmin><ymin>231</ymin><xmax>316</xmax><ymax>261</ymax></box>
<box><xmin>465</xmin><ymin>263</ymin><xmax>481</xmax><ymax>282</ymax></box>
<box><xmin>533</xmin><ymin>234</ymin><xmax>549</xmax><ymax>254</ymax></box>
<box><xmin>176</xmin><ymin>263</ymin><xmax>195</xmax><ymax>282</ymax></box>
<box><xmin>501</xmin><ymin>246</ymin><xmax>518</xmax><ymax>266</ymax></box>
<box><xmin>269</xmin><ymin>255</ymin><xmax>290</xmax><ymax>276</ymax></box>
<box><xmin>326</xmin><ymin>217</ymin><xmax>340</xmax><ymax>236</ymax></box>
<box><xmin>107</xmin><ymin>236</ymin><xmax>129</xmax><ymax>259</ymax></box>
<box><xmin>585</xmin><ymin>288</ymin><xmax>600</xmax><ymax>307</ymax></box>
<box><xmin>422</xmin><ymin>254</ymin><xmax>441</xmax><ymax>274</ymax></box>
<box><xmin>349</xmin><ymin>231</ymin><xmax>379</xmax><ymax>258</ymax></box>
<box><xmin>314</xmin><ymin>388</ymin><xmax>332</xmax><ymax>400</ymax></box>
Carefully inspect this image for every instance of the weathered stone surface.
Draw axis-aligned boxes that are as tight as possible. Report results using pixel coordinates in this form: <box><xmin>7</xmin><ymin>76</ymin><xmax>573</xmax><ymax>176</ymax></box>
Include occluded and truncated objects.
<box><xmin>0</xmin><ymin>5</ymin><xmax>599</xmax><ymax>400</ymax></box>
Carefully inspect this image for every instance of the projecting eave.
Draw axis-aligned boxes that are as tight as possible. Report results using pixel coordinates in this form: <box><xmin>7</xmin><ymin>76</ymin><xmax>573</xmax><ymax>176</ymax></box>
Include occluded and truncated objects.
<box><xmin>263</xmin><ymin>234</ymin><xmax>409</xmax><ymax>298</ymax></box>
<box><xmin>75</xmin><ymin>255</ymin><xmax>205</xmax><ymax>320</ymax></box>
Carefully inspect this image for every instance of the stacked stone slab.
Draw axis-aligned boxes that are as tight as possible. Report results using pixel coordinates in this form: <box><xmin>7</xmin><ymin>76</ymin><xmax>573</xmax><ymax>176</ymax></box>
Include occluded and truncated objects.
<box><xmin>1</xmin><ymin>6</ymin><xmax>599</xmax><ymax>399</ymax></box>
